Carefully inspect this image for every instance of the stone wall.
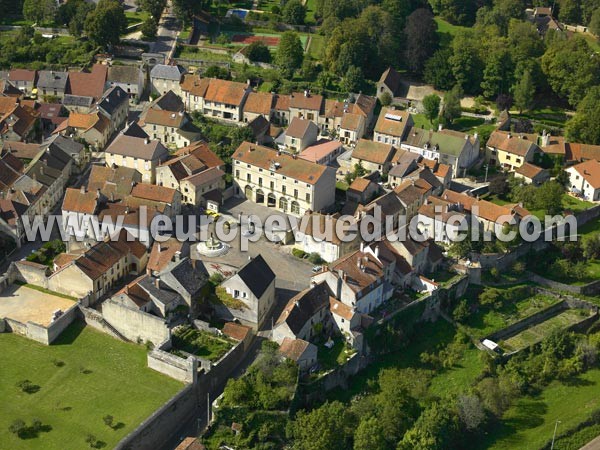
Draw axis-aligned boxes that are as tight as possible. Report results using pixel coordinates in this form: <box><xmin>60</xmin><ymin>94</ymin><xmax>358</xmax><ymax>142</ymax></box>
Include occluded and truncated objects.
<box><xmin>10</xmin><ymin>261</ymin><xmax>49</xmax><ymax>287</ymax></box>
<box><xmin>528</xmin><ymin>273</ymin><xmax>600</xmax><ymax>296</ymax></box>
<box><xmin>101</xmin><ymin>300</ymin><xmax>170</xmax><ymax>345</ymax></box>
<box><xmin>148</xmin><ymin>344</ymin><xmax>198</xmax><ymax>384</ymax></box>
<box><xmin>114</xmin><ymin>384</ymin><xmax>199</xmax><ymax>450</ymax></box>
<box><xmin>77</xmin><ymin>305</ymin><xmax>129</xmax><ymax>341</ymax></box>
<box><xmin>1</xmin><ymin>303</ymin><xmax>77</xmax><ymax>345</ymax></box>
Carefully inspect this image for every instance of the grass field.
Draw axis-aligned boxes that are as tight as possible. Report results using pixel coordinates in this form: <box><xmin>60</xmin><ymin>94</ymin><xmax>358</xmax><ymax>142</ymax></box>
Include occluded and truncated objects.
<box><xmin>502</xmin><ymin>309</ymin><xmax>588</xmax><ymax>352</ymax></box>
<box><xmin>171</xmin><ymin>325</ymin><xmax>234</xmax><ymax>361</ymax></box>
<box><xmin>125</xmin><ymin>10</ymin><xmax>150</xmax><ymax>27</ymax></box>
<box><xmin>176</xmin><ymin>46</ymin><xmax>232</xmax><ymax>62</ymax></box>
<box><xmin>480</xmin><ymin>368</ymin><xmax>600</xmax><ymax>450</ymax></box>
<box><xmin>462</xmin><ymin>293</ymin><xmax>559</xmax><ymax>340</ymax></box>
<box><xmin>435</xmin><ymin>17</ymin><xmax>468</xmax><ymax>48</ymax></box>
<box><xmin>0</xmin><ymin>322</ymin><xmax>183</xmax><ymax>450</ymax></box>
<box><xmin>307</xmin><ymin>33</ymin><xmax>325</xmax><ymax>58</ymax></box>
<box><xmin>326</xmin><ymin>319</ymin><xmax>484</xmax><ymax>403</ymax></box>
<box><xmin>512</xmin><ymin>107</ymin><xmax>569</xmax><ymax>129</ymax></box>
<box><xmin>220</xmin><ymin>31</ymin><xmax>308</xmax><ymax>48</ymax></box>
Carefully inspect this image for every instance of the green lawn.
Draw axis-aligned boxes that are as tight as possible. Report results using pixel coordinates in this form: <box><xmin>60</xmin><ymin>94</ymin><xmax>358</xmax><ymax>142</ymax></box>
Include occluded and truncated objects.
<box><xmin>307</xmin><ymin>33</ymin><xmax>325</xmax><ymax>58</ymax></box>
<box><xmin>435</xmin><ymin>17</ymin><xmax>468</xmax><ymax>48</ymax></box>
<box><xmin>511</xmin><ymin>107</ymin><xmax>569</xmax><ymax>129</ymax></box>
<box><xmin>0</xmin><ymin>322</ymin><xmax>183</xmax><ymax>450</ymax></box>
<box><xmin>171</xmin><ymin>325</ymin><xmax>234</xmax><ymax>361</ymax></box>
<box><xmin>502</xmin><ymin>309</ymin><xmax>589</xmax><ymax>352</ymax></box>
<box><xmin>125</xmin><ymin>10</ymin><xmax>150</xmax><ymax>27</ymax></box>
<box><xmin>578</xmin><ymin>218</ymin><xmax>600</xmax><ymax>237</ymax></box>
<box><xmin>326</xmin><ymin>319</ymin><xmax>484</xmax><ymax>403</ymax></box>
<box><xmin>304</xmin><ymin>0</ymin><xmax>318</xmax><ymax>24</ymax></box>
<box><xmin>480</xmin><ymin>368</ymin><xmax>600</xmax><ymax>450</ymax></box>
<box><xmin>562</xmin><ymin>194</ymin><xmax>594</xmax><ymax>213</ymax></box>
<box><xmin>176</xmin><ymin>46</ymin><xmax>232</xmax><ymax>62</ymax></box>
<box><xmin>412</xmin><ymin>113</ymin><xmax>435</xmax><ymax>130</ymax></box>
<box><xmin>462</xmin><ymin>293</ymin><xmax>560</xmax><ymax>340</ymax></box>
<box><xmin>317</xmin><ymin>339</ymin><xmax>355</xmax><ymax>370</ymax></box>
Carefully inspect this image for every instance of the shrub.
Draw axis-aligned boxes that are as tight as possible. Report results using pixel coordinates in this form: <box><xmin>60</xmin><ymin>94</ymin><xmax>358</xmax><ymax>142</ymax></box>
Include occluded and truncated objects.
<box><xmin>307</xmin><ymin>252</ymin><xmax>324</xmax><ymax>265</ymax></box>
<box><xmin>292</xmin><ymin>248</ymin><xmax>307</xmax><ymax>259</ymax></box>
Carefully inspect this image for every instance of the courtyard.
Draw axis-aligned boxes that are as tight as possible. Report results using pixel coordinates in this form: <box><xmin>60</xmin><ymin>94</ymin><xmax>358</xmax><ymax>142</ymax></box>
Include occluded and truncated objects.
<box><xmin>0</xmin><ymin>284</ymin><xmax>75</xmax><ymax>327</ymax></box>
<box><xmin>0</xmin><ymin>322</ymin><xmax>183</xmax><ymax>450</ymax></box>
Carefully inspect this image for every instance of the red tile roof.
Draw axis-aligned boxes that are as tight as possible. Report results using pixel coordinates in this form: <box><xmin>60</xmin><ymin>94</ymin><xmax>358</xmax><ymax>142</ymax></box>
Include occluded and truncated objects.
<box><xmin>67</xmin><ymin>64</ymin><xmax>108</xmax><ymax>100</ymax></box>
<box><xmin>243</xmin><ymin>91</ymin><xmax>273</xmax><ymax>115</ymax></box>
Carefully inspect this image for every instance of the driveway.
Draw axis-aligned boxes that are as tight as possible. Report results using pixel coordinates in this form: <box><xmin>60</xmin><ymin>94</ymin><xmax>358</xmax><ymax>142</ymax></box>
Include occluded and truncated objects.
<box><xmin>150</xmin><ymin>0</ymin><xmax>181</xmax><ymax>60</ymax></box>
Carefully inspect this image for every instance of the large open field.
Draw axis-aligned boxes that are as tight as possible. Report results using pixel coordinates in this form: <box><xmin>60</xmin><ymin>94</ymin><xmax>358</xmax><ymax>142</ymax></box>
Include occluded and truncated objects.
<box><xmin>0</xmin><ymin>322</ymin><xmax>183</xmax><ymax>450</ymax></box>
<box><xmin>480</xmin><ymin>368</ymin><xmax>600</xmax><ymax>450</ymax></box>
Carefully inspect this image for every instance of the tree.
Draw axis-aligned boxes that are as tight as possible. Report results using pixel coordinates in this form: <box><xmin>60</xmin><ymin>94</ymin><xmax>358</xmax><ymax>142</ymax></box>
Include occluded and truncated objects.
<box><xmin>450</xmin><ymin>32</ymin><xmax>484</xmax><ymax>94</ymax></box>
<box><xmin>457</xmin><ymin>395</ymin><xmax>486</xmax><ymax>431</ymax></box>
<box><xmin>542</xmin><ymin>36</ymin><xmax>600</xmax><ymax>107</ymax></box>
<box><xmin>379</xmin><ymin>91</ymin><xmax>392</xmax><ymax>106</ymax></box>
<box><xmin>139</xmin><ymin>0</ymin><xmax>166</xmax><ymax>18</ymax></box>
<box><xmin>480</xmin><ymin>49</ymin><xmax>514</xmax><ymax>99</ymax></box>
<box><xmin>203</xmin><ymin>65</ymin><xmax>230</xmax><ymax>80</ymax></box>
<box><xmin>512</xmin><ymin>70</ymin><xmax>535</xmax><ymax>113</ymax></box>
<box><xmin>141</xmin><ymin>17</ymin><xmax>158</xmax><ymax>40</ymax></box>
<box><xmin>354</xmin><ymin>416</ymin><xmax>387</xmax><ymax>450</ymax></box>
<box><xmin>342</xmin><ymin>65</ymin><xmax>363</xmax><ymax>93</ymax></box>
<box><xmin>276</xmin><ymin>32</ymin><xmax>304</xmax><ymax>77</ymax></box>
<box><xmin>582</xmin><ymin>234</ymin><xmax>600</xmax><ymax>259</ymax></box>
<box><xmin>424</xmin><ymin>48</ymin><xmax>456</xmax><ymax>90</ymax></box>
<box><xmin>428</xmin><ymin>0</ymin><xmax>477</xmax><ymax>25</ymax></box>
<box><xmin>172</xmin><ymin>0</ymin><xmax>209</xmax><ymax>23</ymax></box>
<box><xmin>246</xmin><ymin>40</ymin><xmax>272</xmax><ymax>63</ymax></box>
<box><xmin>289</xmin><ymin>401</ymin><xmax>353</xmax><ymax>450</ymax></box>
<box><xmin>8</xmin><ymin>419</ymin><xmax>26</xmax><ymax>437</ymax></box>
<box><xmin>403</xmin><ymin>8</ymin><xmax>439</xmax><ymax>74</ymax></box>
<box><xmin>557</xmin><ymin>0</ymin><xmax>581</xmax><ymax>24</ymax></box>
<box><xmin>566</xmin><ymin>86</ymin><xmax>600</xmax><ymax>145</ymax></box>
<box><xmin>495</xmin><ymin>93</ymin><xmax>513</xmax><ymax>112</ymax></box>
<box><xmin>536</xmin><ymin>180</ymin><xmax>564</xmax><ymax>215</ymax></box>
<box><xmin>282</xmin><ymin>0</ymin><xmax>306</xmax><ymax>24</ymax></box>
<box><xmin>84</xmin><ymin>0</ymin><xmax>127</xmax><ymax>49</ymax></box>
<box><xmin>441</xmin><ymin>85</ymin><xmax>462</xmax><ymax>125</ymax></box>
<box><xmin>398</xmin><ymin>402</ymin><xmax>461</xmax><ymax>450</ymax></box>
<box><xmin>23</xmin><ymin>0</ymin><xmax>56</xmax><ymax>24</ymax></box>
<box><xmin>589</xmin><ymin>8</ymin><xmax>600</xmax><ymax>35</ymax></box>
<box><xmin>102</xmin><ymin>415</ymin><xmax>114</xmax><ymax>428</ymax></box>
<box><xmin>423</xmin><ymin>94</ymin><xmax>441</xmax><ymax>122</ymax></box>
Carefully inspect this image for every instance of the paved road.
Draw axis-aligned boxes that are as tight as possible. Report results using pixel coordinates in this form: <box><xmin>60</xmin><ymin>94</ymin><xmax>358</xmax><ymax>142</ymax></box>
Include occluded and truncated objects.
<box><xmin>581</xmin><ymin>434</ymin><xmax>600</xmax><ymax>450</ymax></box>
<box><xmin>150</xmin><ymin>0</ymin><xmax>181</xmax><ymax>60</ymax></box>
<box><xmin>162</xmin><ymin>336</ymin><xmax>265</xmax><ymax>450</ymax></box>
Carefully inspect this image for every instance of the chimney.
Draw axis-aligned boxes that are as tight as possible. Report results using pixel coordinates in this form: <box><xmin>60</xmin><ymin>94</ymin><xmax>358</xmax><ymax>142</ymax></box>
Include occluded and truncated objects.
<box><xmin>174</xmin><ymin>250</ymin><xmax>181</xmax><ymax>261</ymax></box>
<box><xmin>80</xmin><ymin>185</ymin><xmax>86</xmax><ymax>194</ymax></box>
<box><xmin>144</xmin><ymin>138</ymin><xmax>149</xmax><ymax>145</ymax></box>
<box><xmin>360</xmin><ymin>242</ymin><xmax>364</xmax><ymax>252</ymax></box>
<box><xmin>374</xmin><ymin>246</ymin><xmax>379</xmax><ymax>258</ymax></box>
<box><xmin>154</xmin><ymin>277</ymin><xmax>160</xmax><ymax>289</ymax></box>
<box><xmin>336</xmin><ymin>269</ymin><xmax>344</xmax><ymax>298</ymax></box>
<box><xmin>158</xmin><ymin>243</ymin><xmax>162</xmax><ymax>252</ymax></box>
<box><xmin>96</xmin><ymin>188</ymin><xmax>101</xmax><ymax>198</ymax></box>
<box><xmin>304</xmin><ymin>90</ymin><xmax>308</xmax><ymax>97</ymax></box>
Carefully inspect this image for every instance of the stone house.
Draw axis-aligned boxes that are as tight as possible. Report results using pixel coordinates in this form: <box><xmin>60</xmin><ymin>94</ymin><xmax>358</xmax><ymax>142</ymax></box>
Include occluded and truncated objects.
<box><xmin>242</xmin><ymin>91</ymin><xmax>274</xmax><ymax>123</ymax></box>
<box><xmin>377</xmin><ymin>67</ymin><xmax>402</xmax><ymax>100</ymax></box>
<box><xmin>215</xmin><ymin>254</ymin><xmax>276</xmax><ymax>329</ymax></box>
<box><xmin>150</xmin><ymin>64</ymin><xmax>185</xmax><ymax>97</ymax></box>
<box><xmin>351</xmin><ymin>139</ymin><xmax>396</xmax><ymax>174</ymax></box>
<box><xmin>106</xmin><ymin>64</ymin><xmax>146</xmax><ymax>102</ymax></box>
<box><xmin>48</xmin><ymin>230</ymin><xmax>148</xmax><ymax>302</ymax></box>
<box><xmin>289</xmin><ymin>91</ymin><xmax>323</xmax><ymax>122</ymax></box>
<box><xmin>283</xmin><ymin>117</ymin><xmax>319</xmax><ymax>153</ymax></box>
<box><xmin>104</xmin><ymin>130</ymin><xmax>169</xmax><ymax>183</ymax></box>
<box><xmin>279</xmin><ymin>338</ymin><xmax>318</xmax><ymax>372</ymax></box>
<box><xmin>298</xmin><ymin>139</ymin><xmax>344</xmax><ymax>166</ymax></box>
<box><xmin>53</xmin><ymin>111</ymin><xmax>110</xmax><ymax>150</ymax></box>
<box><xmin>37</xmin><ymin>71</ymin><xmax>68</xmax><ymax>100</ymax></box>
<box><xmin>485</xmin><ymin>130</ymin><xmax>540</xmax><ymax>171</ymax></box>
<box><xmin>294</xmin><ymin>212</ymin><xmax>361</xmax><ymax>263</ymax></box>
<box><xmin>373</xmin><ymin>108</ymin><xmax>413</xmax><ymax>146</ymax></box>
<box><xmin>232</xmin><ymin>141</ymin><xmax>336</xmax><ymax>216</ymax></box>
<box><xmin>8</xmin><ymin>69</ymin><xmax>37</xmax><ymax>95</ymax></box>
<box><xmin>96</xmin><ymin>86</ymin><xmax>129</xmax><ymax>137</ymax></box>
<box><xmin>566</xmin><ymin>159</ymin><xmax>600</xmax><ymax>201</ymax></box>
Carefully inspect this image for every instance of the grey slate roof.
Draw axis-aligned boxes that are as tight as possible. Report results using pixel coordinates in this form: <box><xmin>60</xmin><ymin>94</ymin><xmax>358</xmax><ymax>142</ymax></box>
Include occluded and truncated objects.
<box><xmin>37</xmin><ymin>71</ymin><xmax>68</xmax><ymax>91</ymax></box>
<box><xmin>107</xmin><ymin>65</ymin><xmax>141</xmax><ymax>85</ymax></box>
<box><xmin>150</xmin><ymin>64</ymin><xmax>185</xmax><ymax>81</ymax></box>
<box><xmin>122</xmin><ymin>121</ymin><xmax>149</xmax><ymax>139</ymax></box>
<box><xmin>42</xmin><ymin>135</ymin><xmax>85</xmax><ymax>159</ymax></box>
<box><xmin>97</xmin><ymin>86</ymin><xmax>128</xmax><ymax>116</ymax></box>
<box><xmin>159</xmin><ymin>258</ymin><xmax>208</xmax><ymax>298</ymax></box>
<box><xmin>236</xmin><ymin>254</ymin><xmax>275</xmax><ymax>299</ymax></box>
<box><xmin>63</xmin><ymin>94</ymin><xmax>94</xmax><ymax>108</ymax></box>
<box><xmin>151</xmin><ymin>90</ymin><xmax>184</xmax><ymax>112</ymax></box>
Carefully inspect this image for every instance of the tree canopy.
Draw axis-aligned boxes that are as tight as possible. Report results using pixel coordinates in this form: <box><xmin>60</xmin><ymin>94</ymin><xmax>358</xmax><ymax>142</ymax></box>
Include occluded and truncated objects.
<box><xmin>84</xmin><ymin>0</ymin><xmax>127</xmax><ymax>49</ymax></box>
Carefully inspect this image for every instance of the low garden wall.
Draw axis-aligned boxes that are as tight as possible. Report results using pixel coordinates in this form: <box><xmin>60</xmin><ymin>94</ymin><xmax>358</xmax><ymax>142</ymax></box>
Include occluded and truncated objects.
<box><xmin>1</xmin><ymin>302</ymin><xmax>78</xmax><ymax>345</ymax></box>
<box><xmin>114</xmin><ymin>384</ymin><xmax>198</xmax><ymax>450</ymax></box>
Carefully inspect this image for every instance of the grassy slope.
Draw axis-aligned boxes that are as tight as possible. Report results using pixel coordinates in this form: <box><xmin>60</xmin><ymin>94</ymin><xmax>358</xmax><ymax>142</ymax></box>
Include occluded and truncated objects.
<box><xmin>0</xmin><ymin>322</ymin><xmax>183</xmax><ymax>450</ymax></box>
<box><xmin>481</xmin><ymin>369</ymin><xmax>600</xmax><ymax>450</ymax></box>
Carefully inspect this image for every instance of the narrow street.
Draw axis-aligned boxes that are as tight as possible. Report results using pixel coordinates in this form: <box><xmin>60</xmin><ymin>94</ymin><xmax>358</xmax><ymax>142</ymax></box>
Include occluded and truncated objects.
<box><xmin>150</xmin><ymin>0</ymin><xmax>181</xmax><ymax>61</ymax></box>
